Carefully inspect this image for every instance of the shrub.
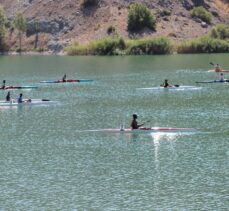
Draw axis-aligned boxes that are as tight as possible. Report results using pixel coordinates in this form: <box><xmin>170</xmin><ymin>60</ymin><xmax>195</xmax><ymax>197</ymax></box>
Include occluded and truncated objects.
<box><xmin>128</xmin><ymin>3</ymin><xmax>156</xmax><ymax>31</ymax></box>
<box><xmin>81</xmin><ymin>0</ymin><xmax>99</xmax><ymax>7</ymax></box>
<box><xmin>190</xmin><ymin>6</ymin><xmax>212</xmax><ymax>24</ymax></box>
<box><xmin>177</xmin><ymin>36</ymin><xmax>229</xmax><ymax>53</ymax></box>
<box><xmin>66</xmin><ymin>37</ymin><xmax>126</xmax><ymax>55</ymax></box>
<box><xmin>126</xmin><ymin>37</ymin><xmax>173</xmax><ymax>55</ymax></box>
<box><xmin>210</xmin><ymin>27</ymin><xmax>219</xmax><ymax>39</ymax></box>
<box><xmin>210</xmin><ymin>24</ymin><xmax>229</xmax><ymax>40</ymax></box>
<box><xmin>161</xmin><ymin>9</ymin><xmax>171</xmax><ymax>16</ymax></box>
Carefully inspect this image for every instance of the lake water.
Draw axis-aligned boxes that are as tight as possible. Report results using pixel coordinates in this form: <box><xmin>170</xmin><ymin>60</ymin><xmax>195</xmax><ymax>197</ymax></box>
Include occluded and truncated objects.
<box><xmin>0</xmin><ymin>54</ymin><xmax>228</xmax><ymax>210</ymax></box>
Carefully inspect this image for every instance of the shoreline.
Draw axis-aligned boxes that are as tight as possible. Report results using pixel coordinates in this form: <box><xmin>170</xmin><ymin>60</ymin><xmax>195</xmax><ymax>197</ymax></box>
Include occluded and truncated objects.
<box><xmin>0</xmin><ymin>51</ymin><xmax>229</xmax><ymax>56</ymax></box>
<box><xmin>0</xmin><ymin>51</ymin><xmax>66</xmax><ymax>56</ymax></box>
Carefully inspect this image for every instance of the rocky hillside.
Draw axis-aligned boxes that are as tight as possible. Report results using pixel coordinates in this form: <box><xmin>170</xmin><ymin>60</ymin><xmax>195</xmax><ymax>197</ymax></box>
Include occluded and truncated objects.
<box><xmin>1</xmin><ymin>0</ymin><xmax>229</xmax><ymax>53</ymax></box>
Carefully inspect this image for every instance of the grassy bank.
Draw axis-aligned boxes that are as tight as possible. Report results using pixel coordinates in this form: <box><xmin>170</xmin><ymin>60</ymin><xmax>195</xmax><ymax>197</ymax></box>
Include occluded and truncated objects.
<box><xmin>66</xmin><ymin>36</ymin><xmax>229</xmax><ymax>56</ymax></box>
<box><xmin>177</xmin><ymin>36</ymin><xmax>229</xmax><ymax>53</ymax></box>
<box><xmin>65</xmin><ymin>36</ymin><xmax>174</xmax><ymax>56</ymax></box>
<box><xmin>65</xmin><ymin>24</ymin><xmax>229</xmax><ymax>55</ymax></box>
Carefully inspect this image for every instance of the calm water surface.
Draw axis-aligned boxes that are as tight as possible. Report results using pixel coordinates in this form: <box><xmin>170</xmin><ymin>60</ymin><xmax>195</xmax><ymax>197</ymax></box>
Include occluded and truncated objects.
<box><xmin>0</xmin><ymin>54</ymin><xmax>228</xmax><ymax>210</ymax></box>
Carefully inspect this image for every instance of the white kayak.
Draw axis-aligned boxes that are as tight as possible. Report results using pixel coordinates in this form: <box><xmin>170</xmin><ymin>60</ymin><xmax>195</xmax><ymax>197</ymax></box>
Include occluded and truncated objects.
<box><xmin>137</xmin><ymin>86</ymin><xmax>201</xmax><ymax>90</ymax></box>
<box><xmin>0</xmin><ymin>99</ymin><xmax>54</xmax><ymax>106</ymax></box>
<box><xmin>86</xmin><ymin>127</ymin><xmax>195</xmax><ymax>133</ymax></box>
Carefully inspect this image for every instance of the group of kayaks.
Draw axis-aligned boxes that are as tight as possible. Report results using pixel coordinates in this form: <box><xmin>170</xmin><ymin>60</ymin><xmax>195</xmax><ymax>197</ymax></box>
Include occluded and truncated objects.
<box><xmin>139</xmin><ymin>63</ymin><xmax>229</xmax><ymax>91</ymax></box>
<box><xmin>196</xmin><ymin>63</ymin><xmax>229</xmax><ymax>84</ymax></box>
<box><xmin>0</xmin><ymin>76</ymin><xmax>93</xmax><ymax>106</ymax></box>
<box><xmin>196</xmin><ymin>69</ymin><xmax>229</xmax><ymax>83</ymax></box>
<box><xmin>1</xmin><ymin>63</ymin><xmax>228</xmax><ymax>134</ymax></box>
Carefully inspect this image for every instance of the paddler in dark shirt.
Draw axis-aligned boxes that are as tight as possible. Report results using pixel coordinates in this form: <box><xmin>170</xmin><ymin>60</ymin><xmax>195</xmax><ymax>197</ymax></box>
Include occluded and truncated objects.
<box><xmin>161</xmin><ymin>79</ymin><xmax>170</xmax><ymax>88</ymax></box>
<box><xmin>6</xmin><ymin>91</ymin><xmax>10</xmax><ymax>101</ymax></box>
<box><xmin>1</xmin><ymin>80</ymin><xmax>6</xmax><ymax>89</ymax></box>
<box><xmin>62</xmin><ymin>74</ymin><xmax>67</xmax><ymax>82</ymax></box>
<box><xmin>131</xmin><ymin>114</ymin><xmax>144</xmax><ymax>130</ymax></box>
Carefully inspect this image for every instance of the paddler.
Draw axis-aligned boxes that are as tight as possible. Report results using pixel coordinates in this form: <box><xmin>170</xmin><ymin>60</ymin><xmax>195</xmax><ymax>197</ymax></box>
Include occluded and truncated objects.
<box><xmin>1</xmin><ymin>80</ymin><xmax>6</xmax><ymax>89</ymax></box>
<box><xmin>219</xmin><ymin>73</ymin><xmax>225</xmax><ymax>82</ymax></box>
<box><xmin>161</xmin><ymin>79</ymin><xmax>171</xmax><ymax>88</ymax></box>
<box><xmin>62</xmin><ymin>74</ymin><xmax>67</xmax><ymax>82</ymax></box>
<box><xmin>17</xmin><ymin>93</ymin><xmax>23</xmax><ymax>103</ymax></box>
<box><xmin>6</xmin><ymin>91</ymin><xmax>10</xmax><ymax>102</ymax></box>
<box><xmin>215</xmin><ymin>64</ymin><xmax>221</xmax><ymax>72</ymax></box>
<box><xmin>131</xmin><ymin>114</ymin><xmax>144</xmax><ymax>130</ymax></box>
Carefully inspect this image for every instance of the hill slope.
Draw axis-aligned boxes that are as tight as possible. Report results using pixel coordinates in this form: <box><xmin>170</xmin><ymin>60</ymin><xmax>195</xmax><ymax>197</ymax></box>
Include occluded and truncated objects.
<box><xmin>1</xmin><ymin>0</ymin><xmax>229</xmax><ymax>53</ymax></box>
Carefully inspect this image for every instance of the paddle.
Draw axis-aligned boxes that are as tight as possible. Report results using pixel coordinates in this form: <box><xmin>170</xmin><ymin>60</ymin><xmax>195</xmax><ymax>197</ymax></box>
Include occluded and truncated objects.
<box><xmin>210</xmin><ymin>62</ymin><xmax>222</xmax><ymax>69</ymax></box>
<box><xmin>210</xmin><ymin>62</ymin><xmax>215</xmax><ymax>66</ymax></box>
<box><xmin>140</xmin><ymin>120</ymin><xmax>152</xmax><ymax>127</ymax></box>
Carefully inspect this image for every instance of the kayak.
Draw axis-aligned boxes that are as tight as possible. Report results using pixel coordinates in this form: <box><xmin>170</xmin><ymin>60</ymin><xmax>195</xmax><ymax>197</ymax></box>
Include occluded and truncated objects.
<box><xmin>137</xmin><ymin>86</ymin><xmax>200</xmax><ymax>90</ymax></box>
<box><xmin>0</xmin><ymin>99</ymin><xmax>53</xmax><ymax>106</ymax></box>
<box><xmin>208</xmin><ymin>69</ymin><xmax>229</xmax><ymax>73</ymax></box>
<box><xmin>0</xmin><ymin>85</ymin><xmax>38</xmax><ymax>90</ymax></box>
<box><xmin>86</xmin><ymin>127</ymin><xmax>195</xmax><ymax>133</ymax></box>
<box><xmin>196</xmin><ymin>80</ymin><xmax>229</xmax><ymax>83</ymax></box>
<box><xmin>40</xmin><ymin>79</ymin><xmax>93</xmax><ymax>83</ymax></box>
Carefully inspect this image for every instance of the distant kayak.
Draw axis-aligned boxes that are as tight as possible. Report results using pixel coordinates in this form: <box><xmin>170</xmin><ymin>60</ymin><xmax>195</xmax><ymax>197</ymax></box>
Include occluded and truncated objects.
<box><xmin>0</xmin><ymin>85</ymin><xmax>38</xmax><ymax>90</ymax></box>
<box><xmin>137</xmin><ymin>86</ymin><xmax>200</xmax><ymax>90</ymax></box>
<box><xmin>196</xmin><ymin>80</ymin><xmax>229</xmax><ymax>83</ymax></box>
<box><xmin>40</xmin><ymin>79</ymin><xmax>93</xmax><ymax>83</ymax></box>
<box><xmin>208</xmin><ymin>69</ymin><xmax>229</xmax><ymax>73</ymax></box>
<box><xmin>86</xmin><ymin>127</ymin><xmax>195</xmax><ymax>133</ymax></box>
<box><xmin>0</xmin><ymin>99</ymin><xmax>53</xmax><ymax>106</ymax></box>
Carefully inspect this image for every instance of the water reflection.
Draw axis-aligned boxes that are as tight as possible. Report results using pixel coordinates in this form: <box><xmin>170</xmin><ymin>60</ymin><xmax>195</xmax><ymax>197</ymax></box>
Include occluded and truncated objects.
<box><xmin>150</xmin><ymin>132</ymin><xmax>179</xmax><ymax>170</ymax></box>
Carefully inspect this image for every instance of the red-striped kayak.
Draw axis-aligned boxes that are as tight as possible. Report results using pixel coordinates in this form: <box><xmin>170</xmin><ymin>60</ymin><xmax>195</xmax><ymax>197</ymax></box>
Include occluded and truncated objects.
<box><xmin>87</xmin><ymin>127</ymin><xmax>195</xmax><ymax>133</ymax></box>
<box><xmin>40</xmin><ymin>79</ymin><xmax>93</xmax><ymax>83</ymax></box>
<box><xmin>208</xmin><ymin>69</ymin><xmax>229</xmax><ymax>73</ymax></box>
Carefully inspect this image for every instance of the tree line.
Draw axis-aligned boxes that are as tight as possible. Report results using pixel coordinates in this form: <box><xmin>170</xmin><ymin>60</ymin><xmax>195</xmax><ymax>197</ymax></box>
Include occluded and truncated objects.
<box><xmin>0</xmin><ymin>6</ymin><xmax>27</xmax><ymax>52</ymax></box>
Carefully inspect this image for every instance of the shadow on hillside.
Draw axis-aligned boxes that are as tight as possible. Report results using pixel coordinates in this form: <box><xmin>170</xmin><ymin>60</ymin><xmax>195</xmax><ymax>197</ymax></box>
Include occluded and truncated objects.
<box><xmin>128</xmin><ymin>27</ymin><xmax>156</xmax><ymax>39</ymax></box>
<box><xmin>81</xmin><ymin>5</ymin><xmax>99</xmax><ymax>16</ymax></box>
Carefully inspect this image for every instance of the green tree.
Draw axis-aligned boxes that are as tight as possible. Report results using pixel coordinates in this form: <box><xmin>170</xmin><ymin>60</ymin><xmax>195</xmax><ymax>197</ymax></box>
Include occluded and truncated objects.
<box><xmin>128</xmin><ymin>3</ymin><xmax>156</xmax><ymax>32</ymax></box>
<box><xmin>0</xmin><ymin>5</ymin><xmax>6</xmax><ymax>48</ymax></box>
<box><xmin>13</xmin><ymin>12</ymin><xmax>27</xmax><ymax>51</ymax></box>
<box><xmin>34</xmin><ymin>19</ymin><xmax>40</xmax><ymax>49</ymax></box>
